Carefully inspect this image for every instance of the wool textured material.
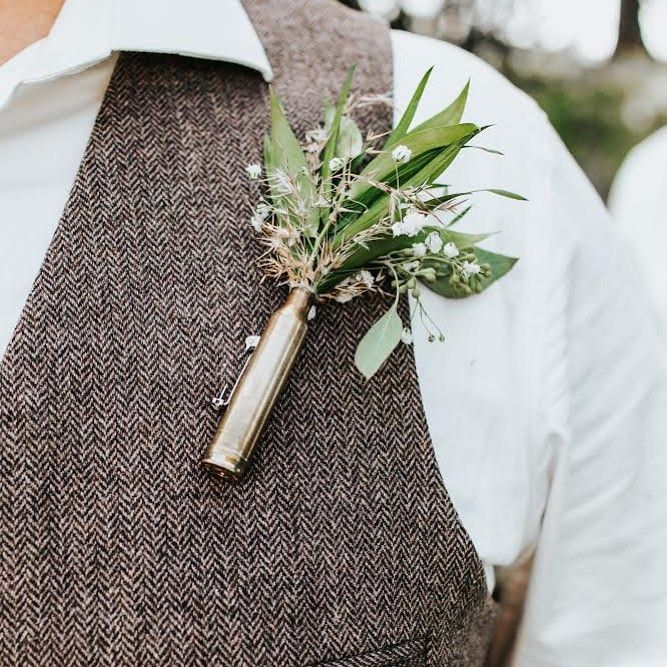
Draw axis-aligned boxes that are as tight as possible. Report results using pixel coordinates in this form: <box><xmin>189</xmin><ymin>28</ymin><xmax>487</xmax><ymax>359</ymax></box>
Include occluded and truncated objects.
<box><xmin>0</xmin><ymin>1</ymin><xmax>494</xmax><ymax>664</ymax></box>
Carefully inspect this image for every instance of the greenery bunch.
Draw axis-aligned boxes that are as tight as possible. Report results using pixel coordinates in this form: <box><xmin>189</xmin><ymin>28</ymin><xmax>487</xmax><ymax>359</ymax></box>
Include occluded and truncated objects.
<box><xmin>247</xmin><ymin>67</ymin><xmax>524</xmax><ymax>378</ymax></box>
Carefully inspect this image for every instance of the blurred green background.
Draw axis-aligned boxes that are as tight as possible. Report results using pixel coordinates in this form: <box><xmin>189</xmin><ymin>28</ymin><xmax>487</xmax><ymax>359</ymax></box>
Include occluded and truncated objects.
<box><xmin>338</xmin><ymin>0</ymin><xmax>667</xmax><ymax>199</ymax></box>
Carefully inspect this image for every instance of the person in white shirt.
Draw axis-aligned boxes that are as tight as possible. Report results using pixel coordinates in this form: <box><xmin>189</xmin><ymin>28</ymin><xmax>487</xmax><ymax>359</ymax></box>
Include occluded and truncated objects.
<box><xmin>1</xmin><ymin>1</ymin><xmax>666</xmax><ymax>664</ymax></box>
<box><xmin>609</xmin><ymin>126</ymin><xmax>667</xmax><ymax>343</ymax></box>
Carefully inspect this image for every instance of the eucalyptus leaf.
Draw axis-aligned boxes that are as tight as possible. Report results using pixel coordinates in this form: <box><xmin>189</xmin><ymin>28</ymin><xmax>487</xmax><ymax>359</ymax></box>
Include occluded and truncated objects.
<box><xmin>336</xmin><ymin>116</ymin><xmax>363</xmax><ymax>160</ymax></box>
<box><xmin>424</xmin><ymin>247</ymin><xmax>518</xmax><ymax>299</ymax></box>
<box><xmin>354</xmin><ymin>303</ymin><xmax>403</xmax><ymax>379</ymax></box>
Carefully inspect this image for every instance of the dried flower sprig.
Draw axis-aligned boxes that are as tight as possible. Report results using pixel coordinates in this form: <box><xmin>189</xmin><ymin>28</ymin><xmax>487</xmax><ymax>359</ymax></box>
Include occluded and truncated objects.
<box><xmin>248</xmin><ymin>67</ymin><xmax>525</xmax><ymax>378</ymax></box>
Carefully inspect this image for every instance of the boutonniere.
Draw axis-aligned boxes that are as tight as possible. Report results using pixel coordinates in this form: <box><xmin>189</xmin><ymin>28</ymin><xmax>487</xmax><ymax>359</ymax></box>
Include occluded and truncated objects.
<box><xmin>203</xmin><ymin>67</ymin><xmax>525</xmax><ymax>480</ymax></box>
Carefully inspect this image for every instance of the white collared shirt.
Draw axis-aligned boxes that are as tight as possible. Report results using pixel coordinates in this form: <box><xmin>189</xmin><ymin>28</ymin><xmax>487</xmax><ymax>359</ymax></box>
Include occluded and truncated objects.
<box><xmin>2</xmin><ymin>2</ymin><xmax>667</xmax><ymax>664</ymax></box>
<box><xmin>609</xmin><ymin>127</ymin><xmax>667</xmax><ymax>343</ymax></box>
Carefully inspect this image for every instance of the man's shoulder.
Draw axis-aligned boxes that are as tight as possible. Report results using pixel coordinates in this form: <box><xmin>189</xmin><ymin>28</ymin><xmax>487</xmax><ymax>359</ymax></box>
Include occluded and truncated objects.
<box><xmin>389</xmin><ymin>29</ymin><xmax>545</xmax><ymax>127</ymax></box>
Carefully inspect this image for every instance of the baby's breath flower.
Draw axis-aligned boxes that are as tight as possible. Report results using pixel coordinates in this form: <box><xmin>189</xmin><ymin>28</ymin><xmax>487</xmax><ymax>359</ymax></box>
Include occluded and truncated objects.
<box><xmin>411</xmin><ymin>242</ymin><xmax>427</xmax><ymax>258</ymax></box>
<box><xmin>392</xmin><ymin>211</ymin><xmax>428</xmax><ymax>237</ymax></box>
<box><xmin>391</xmin><ymin>144</ymin><xmax>412</xmax><ymax>164</ymax></box>
<box><xmin>355</xmin><ymin>270</ymin><xmax>374</xmax><ymax>288</ymax></box>
<box><xmin>328</xmin><ymin>157</ymin><xmax>345</xmax><ymax>172</ymax></box>
<box><xmin>461</xmin><ymin>260</ymin><xmax>482</xmax><ymax>278</ymax></box>
<box><xmin>425</xmin><ymin>231</ymin><xmax>443</xmax><ymax>254</ymax></box>
<box><xmin>246</xmin><ymin>163</ymin><xmax>262</xmax><ymax>180</ymax></box>
<box><xmin>401</xmin><ymin>328</ymin><xmax>413</xmax><ymax>345</ymax></box>
<box><xmin>250</xmin><ymin>213</ymin><xmax>264</xmax><ymax>232</ymax></box>
<box><xmin>256</xmin><ymin>202</ymin><xmax>271</xmax><ymax>220</ymax></box>
<box><xmin>442</xmin><ymin>242</ymin><xmax>460</xmax><ymax>259</ymax></box>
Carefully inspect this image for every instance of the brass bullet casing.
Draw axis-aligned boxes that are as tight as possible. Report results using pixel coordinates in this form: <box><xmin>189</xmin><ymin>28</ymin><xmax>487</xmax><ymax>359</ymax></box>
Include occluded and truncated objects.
<box><xmin>202</xmin><ymin>288</ymin><xmax>313</xmax><ymax>480</ymax></box>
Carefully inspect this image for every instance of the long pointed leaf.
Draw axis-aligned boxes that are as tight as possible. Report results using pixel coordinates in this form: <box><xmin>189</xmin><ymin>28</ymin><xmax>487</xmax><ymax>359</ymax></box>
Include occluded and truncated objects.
<box><xmin>383</xmin><ymin>67</ymin><xmax>433</xmax><ymax>149</ymax></box>
<box><xmin>411</xmin><ymin>80</ymin><xmax>470</xmax><ymax>134</ymax></box>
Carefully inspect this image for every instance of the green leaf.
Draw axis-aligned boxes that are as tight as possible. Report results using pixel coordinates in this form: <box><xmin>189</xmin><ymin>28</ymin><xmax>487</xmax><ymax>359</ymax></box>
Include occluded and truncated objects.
<box><xmin>383</xmin><ymin>67</ymin><xmax>433</xmax><ymax>149</ymax></box>
<box><xmin>465</xmin><ymin>145</ymin><xmax>504</xmax><ymax>156</ymax></box>
<box><xmin>424</xmin><ymin>247</ymin><xmax>518</xmax><ymax>299</ymax></box>
<box><xmin>445</xmin><ymin>205</ymin><xmax>472</xmax><ymax>228</ymax></box>
<box><xmin>333</xmin><ymin>136</ymin><xmax>477</xmax><ymax>248</ymax></box>
<box><xmin>336</xmin><ymin>115</ymin><xmax>363</xmax><ymax>160</ymax></box>
<box><xmin>353</xmin><ymin>123</ymin><xmax>478</xmax><ymax>195</ymax></box>
<box><xmin>269</xmin><ymin>86</ymin><xmax>309</xmax><ymax>176</ymax></box>
<box><xmin>411</xmin><ymin>80</ymin><xmax>470</xmax><ymax>134</ymax></box>
<box><xmin>321</xmin><ymin>67</ymin><xmax>355</xmax><ymax>187</ymax></box>
<box><xmin>267</xmin><ymin>87</ymin><xmax>319</xmax><ymax>231</ymax></box>
<box><xmin>354</xmin><ymin>303</ymin><xmax>403</xmax><ymax>380</ymax></box>
<box><xmin>486</xmin><ymin>189</ymin><xmax>528</xmax><ymax>201</ymax></box>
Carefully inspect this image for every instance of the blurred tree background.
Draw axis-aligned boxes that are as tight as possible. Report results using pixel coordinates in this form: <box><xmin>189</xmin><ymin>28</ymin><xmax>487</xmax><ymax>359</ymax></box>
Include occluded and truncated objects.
<box><xmin>339</xmin><ymin>0</ymin><xmax>667</xmax><ymax>199</ymax></box>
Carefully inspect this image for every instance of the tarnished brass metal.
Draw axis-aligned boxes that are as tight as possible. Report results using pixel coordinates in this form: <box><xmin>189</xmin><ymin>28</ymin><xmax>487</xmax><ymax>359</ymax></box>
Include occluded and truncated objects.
<box><xmin>202</xmin><ymin>288</ymin><xmax>313</xmax><ymax>480</ymax></box>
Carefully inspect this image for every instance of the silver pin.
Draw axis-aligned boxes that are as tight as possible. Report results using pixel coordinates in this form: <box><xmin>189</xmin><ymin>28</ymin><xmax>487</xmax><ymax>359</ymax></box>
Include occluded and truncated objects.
<box><xmin>211</xmin><ymin>335</ymin><xmax>260</xmax><ymax>410</ymax></box>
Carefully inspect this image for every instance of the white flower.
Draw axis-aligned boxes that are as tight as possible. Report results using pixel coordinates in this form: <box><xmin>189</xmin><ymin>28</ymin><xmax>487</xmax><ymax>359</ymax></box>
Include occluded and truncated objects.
<box><xmin>250</xmin><ymin>213</ymin><xmax>264</xmax><ymax>232</ymax></box>
<box><xmin>401</xmin><ymin>328</ymin><xmax>413</xmax><ymax>345</ymax></box>
<box><xmin>442</xmin><ymin>242</ymin><xmax>459</xmax><ymax>259</ymax></box>
<box><xmin>391</xmin><ymin>221</ymin><xmax>405</xmax><ymax>237</ymax></box>
<box><xmin>402</xmin><ymin>260</ymin><xmax>420</xmax><ymax>272</ymax></box>
<box><xmin>411</xmin><ymin>242</ymin><xmax>427</xmax><ymax>258</ymax></box>
<box><xmin>461</xmin><ymin>260</ymin><xmax>481</xmax><ymax>278</ymax></box>
<box><xmin>355</xmin><ymin>269</ymin><xmax>375</xmax><ymax>288</ymax></box>
<box><xmin>328</xmin><ymin>157</ymin><xmax>345</xmax><ymax>172</ymax></box>
<box><xmin>245</xmin><ymin>163</ymin><xmax>262</xmax><ymax>180</ymax></box>
<box><xmin>425</xmin><ymin>231</ymin><xmax>443</xmax><ymax>254</ymax></box>
<box><xmin>307</xmin><ymin>305</ymin><xmax>317</xmax><ymax>321</ymax></box>
<box><xmin>256</xmin><ymin>202</ymin><xmax>271</xmax><ymax>220</ymax></box>
<box><xmin>390</xmin><ymin>211</ymin><xmax>428</xmax><ymax>238</ymax></box>
<box><xmin>391</xmin><ymin>144</ymin><xmax>412</xmax><ymax>164</ymax></box>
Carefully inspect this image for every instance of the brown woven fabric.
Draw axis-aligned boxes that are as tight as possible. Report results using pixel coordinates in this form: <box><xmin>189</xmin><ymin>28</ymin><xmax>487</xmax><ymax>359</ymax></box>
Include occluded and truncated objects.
<box><xmin>0</xmin><ymin>1</ymin><xmax>494</xmax><ymax>665</ymax></box>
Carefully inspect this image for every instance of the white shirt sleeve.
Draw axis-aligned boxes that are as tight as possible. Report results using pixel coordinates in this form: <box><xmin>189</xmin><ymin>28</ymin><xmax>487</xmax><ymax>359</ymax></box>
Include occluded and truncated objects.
<box><xmin>514</xmin><ymin>123</ymin><xmax>667</xmax><ymax>666</ymax></box>
<box><xmin>391</xmin><ymin>29</ymin><xmax>667</xmax><ymax>664</ymax></box>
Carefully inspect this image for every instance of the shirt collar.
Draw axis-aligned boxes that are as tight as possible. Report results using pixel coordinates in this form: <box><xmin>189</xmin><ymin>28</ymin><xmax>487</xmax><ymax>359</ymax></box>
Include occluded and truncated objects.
<box><xmin>0</xmin><ymin>0</ymin><xmax>273</xmax><ymax>109</ymax></box>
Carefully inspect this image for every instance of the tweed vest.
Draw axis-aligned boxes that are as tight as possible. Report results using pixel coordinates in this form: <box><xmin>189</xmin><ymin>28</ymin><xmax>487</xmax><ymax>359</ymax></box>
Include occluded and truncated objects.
<box><xmin>0</xmin><ymin>1</ymin><xmax>495</xmax><ymax>665</ymax></box>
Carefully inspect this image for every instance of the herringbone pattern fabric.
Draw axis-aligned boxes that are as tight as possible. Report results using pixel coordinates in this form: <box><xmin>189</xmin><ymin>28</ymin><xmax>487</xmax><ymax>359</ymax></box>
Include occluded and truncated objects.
<box><xmin>0</xmin><ymin>1</ymin><xmax>493</xmax><ymax>665</ymax></box>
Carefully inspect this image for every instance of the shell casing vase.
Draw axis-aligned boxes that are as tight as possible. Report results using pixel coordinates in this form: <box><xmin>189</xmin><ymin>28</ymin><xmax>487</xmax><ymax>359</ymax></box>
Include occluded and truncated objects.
<box><xmin>202</xmin><ymin>288</ymin><xmax>312</xmax><ymax>480</ymax></box>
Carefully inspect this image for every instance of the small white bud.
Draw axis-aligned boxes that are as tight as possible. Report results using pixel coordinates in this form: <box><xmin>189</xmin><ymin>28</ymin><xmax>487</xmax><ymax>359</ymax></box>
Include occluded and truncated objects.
<box><xmin>400</xmin><ymin>212</ymin><xmax>428</xmax><ymax>237</ymax></box>
<box><xmin>355</xmin><ymin>270</ymin><xmax>375</xmax><ymax>288</ymax></box>
<box><xmin>461</xmin><ymin>260</ymin><xmax>482</xmax><ymax>277</ymax></box>
<box><xmin>442</xmin><ymin>242</ymin><xmax>459</xmax><ymax>259</ymax></box>
<box><xmin>391</xmin><ymin>144</ymin><xmax>412</xmax><ymax>164</ymax></box>
<box><xmin>425</xmin><ymin>231</ymin><xmax>443</xmax><ymax>254</ymax></box>
<box><xmin>250</xmin><ymin>214</ymin><xmax>263</xmax><ymax>232</ymax></box>
<box><xmin>411</xmin><ymin>242</ymin><xmax>427</xmax><ymax>258</ymax></box>
<box><xmin>328</xmin><ymin>157</ymin><xmax>345</xmax><ymax>172</ymax></box>
<box><xmin>245</xmin><ymin>163</ymin><xmax>262</xmax><ymax>180</ymax></box>
<box><xmin>401</xmin><ymin>328</ymin><xmax>413</xmax><ymax>345</ymax></box>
